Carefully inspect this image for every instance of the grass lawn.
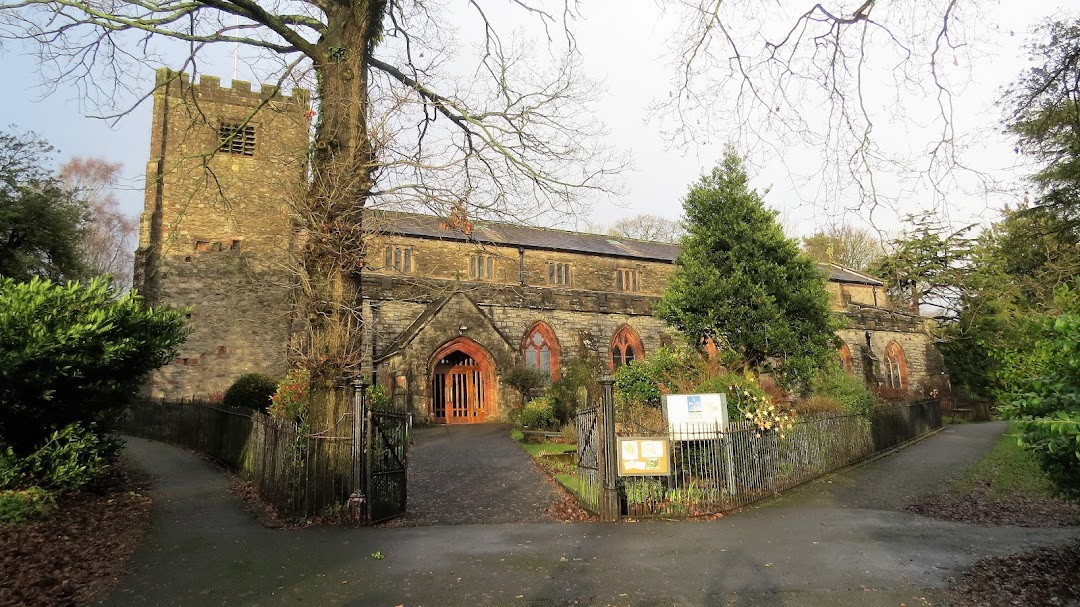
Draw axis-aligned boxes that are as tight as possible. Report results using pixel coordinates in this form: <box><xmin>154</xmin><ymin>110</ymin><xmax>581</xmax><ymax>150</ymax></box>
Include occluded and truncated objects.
<box><xmin>555</xmin><ymin>473</ymin><xmax>581</xmax><ymax>493</ymax></box>
<box><xmin>511</xmin><ymin>429</ymin><xmax>580</xmax><ymax>495</ymax></box>
<box><xmin>952</xmin><ymin>423</ymin><xmax>1058</xmax><ymax>500</ymax></box>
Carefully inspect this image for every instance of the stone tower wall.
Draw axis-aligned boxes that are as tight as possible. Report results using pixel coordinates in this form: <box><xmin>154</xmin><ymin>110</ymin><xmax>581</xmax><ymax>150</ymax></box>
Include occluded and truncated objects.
<box><xmin>135</xmin><ymin>69</ymin><xmax>310</xmax><ymax>398</ymax></box>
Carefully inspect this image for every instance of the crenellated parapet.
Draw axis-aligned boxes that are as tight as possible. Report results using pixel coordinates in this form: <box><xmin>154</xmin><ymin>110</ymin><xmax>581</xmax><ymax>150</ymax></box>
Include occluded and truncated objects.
<box><xmin>153</xmin><ymin>68</ymin><xmax>311</xmax><ymax>106</ymax></box>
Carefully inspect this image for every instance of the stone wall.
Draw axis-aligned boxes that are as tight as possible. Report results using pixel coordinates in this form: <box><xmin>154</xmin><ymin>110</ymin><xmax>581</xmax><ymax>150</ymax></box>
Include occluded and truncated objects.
<box><xmin>136</xmin><ymin>69</ymin><xmax>309</xmax><ymax>398</ymax></box>
<box><xmin>133</xmin><ymin>69</ymin><xmax>946</xmax><ymax>408</ymax></box>
<box><xmin>371</xmin><ymin>234</ymin><xmax>674</xmax><ymax>297</ymax></box>
<box><xmin>362</xmin><ymin>275</ymin><xmax>668</xmax><ymax>421</ymax></box>
<box><xmin>836</xmin><ymin>304</ymin><xmax>945</xmax><ymax>396</ymax></box>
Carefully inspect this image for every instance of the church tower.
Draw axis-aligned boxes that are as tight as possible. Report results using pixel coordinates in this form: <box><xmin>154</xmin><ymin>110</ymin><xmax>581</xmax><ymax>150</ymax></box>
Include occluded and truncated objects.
<box><xmin>135</xmin><ymin>69</ymin><xmax>310</xmax><ymax>398</ymax></box>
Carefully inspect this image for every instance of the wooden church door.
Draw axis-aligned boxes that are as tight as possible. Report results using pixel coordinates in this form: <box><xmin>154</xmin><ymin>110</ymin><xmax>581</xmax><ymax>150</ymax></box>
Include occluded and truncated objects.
<box><xmin>431</xmin><ymin>351</ymin><xmax>486</xmax><ymax>423</ymax></box>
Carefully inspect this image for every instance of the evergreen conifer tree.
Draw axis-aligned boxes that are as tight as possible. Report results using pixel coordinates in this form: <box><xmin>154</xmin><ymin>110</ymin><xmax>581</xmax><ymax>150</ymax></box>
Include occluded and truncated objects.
<box><xmin>656</xmin><ymin>149</ymin><xmax>838</xmax><ymax>388</ymax></box>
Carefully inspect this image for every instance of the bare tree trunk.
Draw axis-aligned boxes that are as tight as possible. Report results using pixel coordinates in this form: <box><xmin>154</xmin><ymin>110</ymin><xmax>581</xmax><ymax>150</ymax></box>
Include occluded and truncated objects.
<box><xmin>297</xmin><ymin>2</ymin><xmax>379</xmax><ymax>387</ymax></box>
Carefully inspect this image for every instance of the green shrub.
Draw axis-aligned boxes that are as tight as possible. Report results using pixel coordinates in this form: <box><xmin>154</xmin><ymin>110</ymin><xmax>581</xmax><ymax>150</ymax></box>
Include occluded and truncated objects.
<box><xmin>0</xmin><ymin>487</ymin><xmax>56</xmax><ymax>526</ymax></box>
<box><xmin>1</xmin><ymin>424</ymin><xmax>118</xmax><ymax>492</ymax></box>
<box><xmin>614</xmin><ymin>359</ymin><xmax>662</xmax><ymax>405</ymax></box>
<box><xmin>810</xmin><ymin>368</ymin><xmax>876</xmax><ymax>415</ymax></box>
<box><xmin>224</xmin><ymin>373</ymin><xmax>278</xmax><ymax>411</ymax></box>
<box><xmin>520</xmin><ymin>397</ymin><xmax>558</xmax><ymax>429</ymax></box>
<box><xmin>614</xmin><ymin>347</ymin><xmax>704</xmax><ymax>406</ymax></box>
<box><xmin>267</xmin><ymin>368</ymin><xmax>310</xmax><ymax>422</ymax></box>
<box><xmin>695</xmin><ymin>373</ymin><xmax>767</xmax><ymax>419</ymax></box>
<box><xmin>547</xmin><ymin>356</ymin><xmax>598</xmax><ymax>424</ymax></box>
<box><xmin>22</xmin><ymin>423</ymin><xmax>117</xmax><ymax>492</ymax></box>
<box><xmin>0</xmin><ymin>276</ymin><xmax>188</xmax><ymax>459</ymax></box>
<box><xmin>502</xmin><ymin>366</ymin><xmax>550</xmax><ymax>408</ymax></box>
<box><xmin>365</xmin><ymin>383</ymin><xmax>392</xmax><ymax>410</ymax></box>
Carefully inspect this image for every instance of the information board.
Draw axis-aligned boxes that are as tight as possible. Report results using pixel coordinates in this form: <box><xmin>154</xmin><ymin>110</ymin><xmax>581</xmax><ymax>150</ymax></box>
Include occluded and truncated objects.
<box><xmin>617</xmin><ymin>437</ymin><xmax>671</xmax><ymax>476</ymax></box>
<box><xmin>662</xmin><ymin>393</ymin><xmax>729</xmax><ymax>439</ymax></box>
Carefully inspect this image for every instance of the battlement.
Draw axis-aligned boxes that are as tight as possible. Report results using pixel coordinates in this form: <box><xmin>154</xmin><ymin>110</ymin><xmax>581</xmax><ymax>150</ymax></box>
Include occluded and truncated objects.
<box><xmin>154</xmin><ymin>68</ymin><xmax>310</xmax><ymax>106</ymax></box>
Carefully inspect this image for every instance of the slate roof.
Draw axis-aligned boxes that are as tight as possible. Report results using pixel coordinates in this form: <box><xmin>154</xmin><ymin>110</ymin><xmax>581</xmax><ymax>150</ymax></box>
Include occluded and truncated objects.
<box><xmin>372</xmin><ymin>210</ymin><xmax>681</xmax><ymax>262</ymax></box>
<box><xmin>371</xmin><ymin>210</ymin><xmax>885</xmax><ymax>286</ymax></box>
<box><xmin>820</xmin><ymin>263</ymin><xmax>884</xmax><ymax>286</ymax></box>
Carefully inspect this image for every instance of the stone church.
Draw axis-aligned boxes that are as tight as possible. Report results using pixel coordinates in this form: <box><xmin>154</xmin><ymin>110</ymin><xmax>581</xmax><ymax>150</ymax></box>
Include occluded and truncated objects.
<box><xmin>135</xmin><ymin>71</ymin><xmax>948</xmax><ymax>422</ymax></box>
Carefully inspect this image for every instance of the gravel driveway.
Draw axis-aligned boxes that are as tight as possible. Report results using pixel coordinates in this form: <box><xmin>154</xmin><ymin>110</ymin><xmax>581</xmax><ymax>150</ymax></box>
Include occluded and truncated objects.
<box><xmin>400</xmin><ymin>423</ymin><xmax>562</xmax><ymax>526</ymax></box>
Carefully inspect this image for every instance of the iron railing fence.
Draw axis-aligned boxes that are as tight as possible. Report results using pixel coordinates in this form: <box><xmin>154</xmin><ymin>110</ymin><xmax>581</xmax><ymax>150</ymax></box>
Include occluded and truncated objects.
<box><xmin>124</xmin><ymin>398</ymin><xmax>357</xmax><ymax>520</ymax></box>
<box><xmin>615</xmin><ymin>399</ymin><xmax>942</xmax><ymax>518</ymax></box>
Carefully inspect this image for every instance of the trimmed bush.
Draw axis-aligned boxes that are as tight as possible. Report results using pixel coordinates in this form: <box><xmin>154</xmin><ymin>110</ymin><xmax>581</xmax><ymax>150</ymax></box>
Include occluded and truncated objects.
<box><xmin>224</xmin><ymin>373</ymin><xmax>278</xmax><ymax>411</ymax></box>
<box><xmin>520</xmin><ymin>397</ymin><xmax>558</xmax><ymax>429</ymax></box>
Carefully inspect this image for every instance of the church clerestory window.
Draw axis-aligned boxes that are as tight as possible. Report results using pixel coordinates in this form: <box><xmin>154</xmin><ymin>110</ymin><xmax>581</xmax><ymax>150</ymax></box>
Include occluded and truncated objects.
<box><xmin>470</xmin><ymin>253</ymin><xmax>495</xmax><ymax>280</ymax></box>
<box><xmin>548</xmin><ymin>262</ymin><xmax>572</xmax><ymax>286</ymax></box>
<box><xmin>384</xmin><ymin>246</ymin><xmax>414</xmax><ymax>273</ymax></box>
<box><xmin>616</xmin><ymin>268</ymin><xmax>640</xmax><ymax>292</ymax></box>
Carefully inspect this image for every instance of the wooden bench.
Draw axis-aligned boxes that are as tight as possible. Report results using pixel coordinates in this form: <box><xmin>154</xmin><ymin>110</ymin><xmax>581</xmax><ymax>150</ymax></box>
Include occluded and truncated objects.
<box><xmin>520</xmin><ymin>430</ymin><xmax>564</xmax><ymax>444</ymax></box>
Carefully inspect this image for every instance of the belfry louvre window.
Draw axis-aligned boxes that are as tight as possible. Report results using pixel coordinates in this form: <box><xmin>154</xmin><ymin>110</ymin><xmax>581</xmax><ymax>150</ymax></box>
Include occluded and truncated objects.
<box><xmin>470</xmin><ymin>254</ymin><xmax>495</xmax><ymax>280</ymax></box>
<box><xmin>547</xmin><ymin>262</ymin><xmax>571</xmax><ymax>286</ymax></box>
<box><xmin>384</xmin><ymin>246</ymin><xmax>413</xmax><ymax>273</ymax></box>
<box><xmin>218</xmin><ymin>123</ymin><xmax>256</xmax><ymax>156</ymax></box>
<box><xmin>616</xmin><ymin>268</ymin><xmax>640</xmax><ymax>292</ymax></box>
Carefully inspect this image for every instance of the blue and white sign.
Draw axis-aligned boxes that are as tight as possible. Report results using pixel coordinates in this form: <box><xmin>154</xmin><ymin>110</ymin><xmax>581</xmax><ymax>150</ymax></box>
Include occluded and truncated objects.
<box><xmin>662</xmin><ymin>393</ymin><xmax>729</xmax><ymax>439</ymax></box>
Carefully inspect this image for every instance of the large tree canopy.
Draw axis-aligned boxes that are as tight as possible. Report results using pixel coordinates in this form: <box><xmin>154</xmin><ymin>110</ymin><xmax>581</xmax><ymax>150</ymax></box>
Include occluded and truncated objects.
<box><xmin>869</xmin><ymin>212</ymin><xmax>975</xmax><ymax>318</ymax></box>
<box><xmin>1007</xmin><ymin>17</ymin><xmax>1080</xmax><ymax>225</ymax></box>
<box><xmin>0</xmin><ymin>130</ymin><xmax>89</xmax><ymax>282</ymax></box>
<box><xmin>608</xmin><ymin>214</ymin><xmax>684</xmax><ymax>244</ymax></box>
<box><xmin>659</xmin><ymin>1</ymin><xmax>991</xmax><ymax>216</ymax></box>
<box><xmin>801</xmin><ymin>225</ymin><xmax>882</xmax><ymax>272</ymax></box>
<box><xmin>656</xmin><ymin>149</ymin><xmax>838</xmax><ymax>389</ymax></box>
<box><xmin>59</xmin><ymin>157</ymin><xmax>137</xmax><ymax>291</ymax></box>
<box><xmin>0</xmin><ymin>0</ymin><xmax>623</xmax><ymax>381</ymax></box>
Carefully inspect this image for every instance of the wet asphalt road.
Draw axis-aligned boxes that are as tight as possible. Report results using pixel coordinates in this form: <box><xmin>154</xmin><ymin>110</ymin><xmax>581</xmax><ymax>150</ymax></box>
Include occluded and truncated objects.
<box><xmin>105</xmin><ymin>423</ymin><xmax>1080</xmax><ymax>606</ymax></box>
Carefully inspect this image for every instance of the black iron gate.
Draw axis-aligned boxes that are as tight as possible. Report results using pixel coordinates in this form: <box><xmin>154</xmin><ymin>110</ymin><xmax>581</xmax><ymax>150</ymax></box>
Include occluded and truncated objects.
<box><xmin>354</xmin><ymin>384</ymin><xmax>409</xmax><ymax>524</ymax></box>
<box><xmin>575</xmin><ymin>406</ymin><xmax>601</xmax><ymax>513</ymax></box>
<box><xmin>573</xmin><ymin>378</ymin><xmax>619</xmax><ymax>521</ymax></box>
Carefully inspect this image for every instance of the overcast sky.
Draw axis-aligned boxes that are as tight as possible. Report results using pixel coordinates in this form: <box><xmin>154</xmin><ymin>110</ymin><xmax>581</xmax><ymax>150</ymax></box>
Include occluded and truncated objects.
<box><xmin>0</xmin><ymin>1</ymin><xmax>1070</xmax><ymax>243</ymax></box>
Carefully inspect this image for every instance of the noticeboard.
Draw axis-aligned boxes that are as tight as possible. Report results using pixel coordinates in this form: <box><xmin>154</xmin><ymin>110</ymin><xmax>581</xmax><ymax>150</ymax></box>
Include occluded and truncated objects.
<box><xmin>662</xmin><ymin>393</ymin><xmax>729</xmax><ymax>439</ymax></box>
<box><xmin>617</xmin><ymin>437</ymin><xmax>671</xmax><ymax>476</ymax></box>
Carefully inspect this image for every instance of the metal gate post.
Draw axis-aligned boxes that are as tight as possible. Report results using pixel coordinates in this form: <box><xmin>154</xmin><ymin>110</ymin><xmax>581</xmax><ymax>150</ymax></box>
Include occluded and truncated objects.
<box><xmin>348</xmin><ymin>381</ymin><xmax>367</xmax><ymax>522</ymax></box>
<box><xmin>363</xmin><ymin>406</ymin><xmax>374</xmax><ymax>524</ymax></box>
<box><xmin>598</xmin><ymin>376</ymin><xmax>619</xmax><ymax>521</ymax></box>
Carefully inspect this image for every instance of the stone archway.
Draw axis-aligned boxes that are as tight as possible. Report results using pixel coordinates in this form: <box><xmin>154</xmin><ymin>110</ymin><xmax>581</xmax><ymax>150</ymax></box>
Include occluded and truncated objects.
<box><xmin>428</xmin><ymin>337</ymin><xmax>498</xmax><ymax>424</ymax></box>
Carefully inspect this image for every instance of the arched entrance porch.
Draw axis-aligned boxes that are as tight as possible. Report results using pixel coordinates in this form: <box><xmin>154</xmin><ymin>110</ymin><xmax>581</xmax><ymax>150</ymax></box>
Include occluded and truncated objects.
<box><xmin>429</xmin><ymin>337</ymin><xmax>497</xmax><ymax>424</ymax></box>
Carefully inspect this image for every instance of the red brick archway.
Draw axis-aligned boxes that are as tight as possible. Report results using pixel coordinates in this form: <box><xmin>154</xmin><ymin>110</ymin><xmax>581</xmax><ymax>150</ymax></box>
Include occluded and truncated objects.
<box><xmin>428</xmin><ymin>337</ymin><xmax>498</xmax><ymax>424</ymax></box>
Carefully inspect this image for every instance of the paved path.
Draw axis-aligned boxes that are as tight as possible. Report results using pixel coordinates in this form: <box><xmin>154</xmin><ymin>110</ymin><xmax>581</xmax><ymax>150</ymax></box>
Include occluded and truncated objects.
<box><xmin>107</xmin><ymin>424</ymin><xmax>1080</xmax><ymax>606</ymax></box>
<box><xmin>403</xmin><ymin>424</ymin><xmax>561</xmax><ymax>525</ymax></box>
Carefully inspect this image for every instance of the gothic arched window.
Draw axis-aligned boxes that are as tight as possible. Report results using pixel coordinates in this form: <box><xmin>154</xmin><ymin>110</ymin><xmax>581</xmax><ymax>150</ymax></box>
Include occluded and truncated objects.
<box><xmin>610</xmin><ymin>325</ymin><xmax>644</xmax><ymax>370</ymax></box>
<box><xmin>883</xmin><ymin>341</ymin><xmax>908</xmax><ymax>390</ymax></box>
<box><xmin>522</xmin><ymin>322</ymin><xmax>560</xmax><ymax>379</ymax></box>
